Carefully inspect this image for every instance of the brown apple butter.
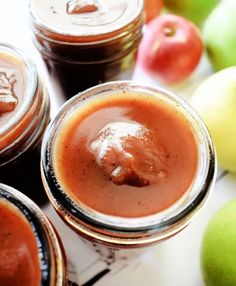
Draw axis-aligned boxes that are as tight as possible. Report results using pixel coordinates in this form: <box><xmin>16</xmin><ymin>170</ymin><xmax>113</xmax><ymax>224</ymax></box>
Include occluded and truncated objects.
<box><xmin>0</xmin><ymin>51</ymin><xmax>26</xmax><ymax>129</ymax></box>
<box><xmin>53</xmin><ymin>89</ymin><xmax>198</xmax><ymax>218</ymax></box>
<box><xmin>0</xmin><ymin>44</ymin><xmax>50</xmax><ymax>205</ymax></box>
<box><xmin>0</xmin><ymin>200</ymin><xmax>41</xmax><ymax>286</ymax></box>
<box><xmin>30</xmin><ymin>0</ymin><xmax>144</xmax><ymax>99</ymax></box>
<box><xmin>0</xmin><ymin>183</ymin><xmax>68</xmax><ymax>286</ymax></box>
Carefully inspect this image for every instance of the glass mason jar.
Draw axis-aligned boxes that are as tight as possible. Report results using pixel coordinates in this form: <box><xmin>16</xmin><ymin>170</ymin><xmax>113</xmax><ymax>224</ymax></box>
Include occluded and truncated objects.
<box><xmin>0</xmin><ymin>183</ymin><xmax>67</xmax><ymax>285</ymax></box>
<box><xmin>0</xmin><ymin>43</ymin><xmax>50</xmax><ymax>205</ymax></box>
<box><xmin>29</xmin><ymin>0</ymin><xmax>144</xmax><ymax>99</ymax></box>
<box><xmin>41</xmin><ymin>81</ymin><xmax>216</xmax><ymax>251</ymax></box>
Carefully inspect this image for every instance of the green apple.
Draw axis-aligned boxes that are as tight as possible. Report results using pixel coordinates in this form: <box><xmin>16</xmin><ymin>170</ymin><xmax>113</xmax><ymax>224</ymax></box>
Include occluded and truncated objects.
<box><xmin>203</xmin><ymin>0</ymin><xmax>236</xmax><ymax>71</ymax></box>
<box><xmin>201</xmin><ymin>199</ymin><xmax>236</xmax><ymax>286</ymax></box>
<box><xmin>165</xmin><ymin>0</ymin><xmax>219</xmax><ymax>26</ymax></box>
<box><xmin>191</xmin><ymin>67</ymin><xmax>236</xmax><ymax>173</ymax></box>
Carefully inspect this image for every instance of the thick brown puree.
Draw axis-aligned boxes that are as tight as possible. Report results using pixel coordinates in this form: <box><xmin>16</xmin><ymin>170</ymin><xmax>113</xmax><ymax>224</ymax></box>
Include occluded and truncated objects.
<box><xmin>0</xmin><ymin>200</ymin><xmax>41</xmax><ymax>286</ymax></box>
<box><xmin>0</xmin><ymin>51</ymin><xmax>27</xmax><ymax>129</ymax></box>
<box><xmin>0</xmin><ymin>51</ymin><xmax>31</xmax><ymax>151</ymax></box>
<box><xmin>54</xmin><ymin>92</ymin><xmax>198</xmax><ymax>218</ymax></box>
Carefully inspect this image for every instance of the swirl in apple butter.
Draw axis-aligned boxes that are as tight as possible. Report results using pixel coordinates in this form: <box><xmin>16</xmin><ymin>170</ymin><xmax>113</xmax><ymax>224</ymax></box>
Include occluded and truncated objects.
<box><xmin>66</xmin><ymin>0</ymin><xmax>99</xmax><ymax>15</ymax></box>
<box><xmin>0</xmin><ymin>72</ymin><xmax>17</xmax><ymax>115</ymax></box>
<box><xmin>0</xmin><ymin>51</ymin><xmax>27</xmax><ymax>129</ymax></box>
<box><xmin>90</xmin><ymin>121</ymin><xmax>167</xmax><ymax>187</ymax></box>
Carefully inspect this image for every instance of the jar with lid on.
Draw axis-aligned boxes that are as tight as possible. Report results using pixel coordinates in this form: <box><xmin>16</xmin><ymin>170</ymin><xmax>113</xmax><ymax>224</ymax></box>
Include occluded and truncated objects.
<box><xmin>29</xmin><ymin>0</ymin><xmax>144</xmax><ymax>99</ymax></box>
<box><xmin>0</xmin><ymin>43</ymin><xmax>50</xmax><ymax>205</ymax></box>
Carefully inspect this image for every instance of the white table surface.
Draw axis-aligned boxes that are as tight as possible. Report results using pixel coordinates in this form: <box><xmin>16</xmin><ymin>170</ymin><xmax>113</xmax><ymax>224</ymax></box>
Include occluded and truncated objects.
<box><xmin>1</xmin><ymin>1</ymin><xmax>235</xmax><ymax>286</ymax></box>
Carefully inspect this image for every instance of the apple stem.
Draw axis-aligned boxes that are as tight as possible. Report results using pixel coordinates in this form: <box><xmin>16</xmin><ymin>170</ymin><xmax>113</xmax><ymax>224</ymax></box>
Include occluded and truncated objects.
<box><xmin>164</xmin><ymin>27</ymin><xmax>175</xmax><ymax>37</ymax></box>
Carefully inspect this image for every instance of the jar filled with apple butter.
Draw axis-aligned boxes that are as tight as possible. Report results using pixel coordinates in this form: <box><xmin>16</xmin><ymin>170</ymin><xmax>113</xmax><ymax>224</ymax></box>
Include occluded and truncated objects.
<box><xmin>29</xmin><ymin>0</ymin><xmax>144</xmax><ymax>99</ymax></box>
<box><xmin>0</xmin><ymin>183</ymin><xmax>68</xmax><ymax>286</ymax></box>
<box><xmin>41</xmin><ymin>81</ymin><xmax>216</xmax><ymax>252</ymax></box>
<box><xmin>0</xmin><ymin>44</ymin><xmax>50</xmax><ymax>205</ymax></box>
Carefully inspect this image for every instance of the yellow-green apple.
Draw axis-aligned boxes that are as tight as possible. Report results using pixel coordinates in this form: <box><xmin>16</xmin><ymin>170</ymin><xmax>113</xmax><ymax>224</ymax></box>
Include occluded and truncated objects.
<box><xmin>165</xmin><ymin>0</ymin><xmax>219</xmax><ymax>26</ymax></box>
<box><xmin>191</xmin><ymin>67</ymin><xmax>236</xmax><ymax>172</ymax></box>
<box><xmin>203</xmin><ymin>0</ymin><xmax>236</xmax><ymax>71</ymax></box>
<box><xmin>201</xmin><ymin>199</ymin><xmax>236</xmax><ymax>286</ymax></box>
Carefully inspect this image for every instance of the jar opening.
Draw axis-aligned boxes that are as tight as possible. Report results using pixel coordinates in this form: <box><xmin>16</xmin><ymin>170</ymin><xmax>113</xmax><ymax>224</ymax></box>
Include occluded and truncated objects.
<box><xmin>30</xmin><ymin>0</ymin><xmax>144</xmax><ymax>42</ymax></box>
<box><xmin>41</xmin><ymin>81</ymin><xmax>216</xmax><ymax>234</ymax></box>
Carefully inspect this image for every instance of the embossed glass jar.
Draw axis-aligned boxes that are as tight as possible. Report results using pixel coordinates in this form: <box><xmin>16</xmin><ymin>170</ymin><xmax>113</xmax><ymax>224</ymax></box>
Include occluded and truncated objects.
<box><xmin>29</xmin><ymin>0</ymin><xmax>144</xmax><ymax>99</ymax></box>
<box><xmin>0</xmin><ymin>183</ymin><xmax>67</xmax><ymax>285</ymax></box>
<box><xmin>0</xmin><ymin>44</ymin><xmax>50</xmax><ymax>204</ymax></box>
<box><xmin>41</xmin><ymin>81</ymin><xmax>216</xmax><ymax>251</ymax></box>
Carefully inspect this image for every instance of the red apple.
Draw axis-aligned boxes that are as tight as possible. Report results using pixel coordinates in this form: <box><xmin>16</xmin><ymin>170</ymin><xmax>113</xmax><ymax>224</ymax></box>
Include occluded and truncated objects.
<box><xmin>137</xmin><ymin>14</ymin><xmax>203</xmax><ymax>84</ymax></box>
<box><xmin>145</xmin><ymin>0</ymin><xmax>163</xmax><ymax>23</ymax></box>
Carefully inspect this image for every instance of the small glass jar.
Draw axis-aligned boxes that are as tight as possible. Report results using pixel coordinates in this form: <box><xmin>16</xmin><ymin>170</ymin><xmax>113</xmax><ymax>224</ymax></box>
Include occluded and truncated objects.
<box><xmin>41</xmin><ymin>81</ymin><xmax>216</xmax><ymax>251</ymax></box>
<box><xmin>29</xmin><ymin>0</ymin><xmax>144</xmax><ymax>99</ymax></box>
<box><xmin>0</xmin><ymin>183</ymin><xmax>68</xmax><ymax>285</ymax></box>
<box><xmin>0</xmin><ymin>43</ymin><xmax>50</xmax><ymax>205</ymax></box>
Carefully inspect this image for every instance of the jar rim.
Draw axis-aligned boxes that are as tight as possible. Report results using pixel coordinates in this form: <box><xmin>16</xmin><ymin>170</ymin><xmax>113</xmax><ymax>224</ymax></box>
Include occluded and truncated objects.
<box><xmin>41</xmin><ymin>81</ymin><xmax>216</xmax><ymax>238</ymax></box>
<box><xmin>29</xmin><ymin>0</ymin><xmax>144</xmax><ymax>43</ymax></box>
<box><xmin>0</xmin><ymin>184</ymin><xmax>59</xmax><ymax>285</ymax></box>
<box><xmin>0</xmin><ymin>43</ymin><xmax>38</xmax><ymax>137</ymax></box>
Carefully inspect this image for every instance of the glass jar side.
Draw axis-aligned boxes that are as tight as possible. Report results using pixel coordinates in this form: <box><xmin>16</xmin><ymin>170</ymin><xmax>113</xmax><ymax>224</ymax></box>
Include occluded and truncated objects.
<box><xmin>0</xmin><ymin>44</ymin><xmax>50</xmax><ymax>167</ymax></box>
<box><xmin>0</xmin><ymin>44</ymin><xmax>50</xmax><ymax>205</ymax></box>
<box><xmin>29</xmin><ymin>1</ymin><xmax>144</xmax><ymax>98</ymax></box>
